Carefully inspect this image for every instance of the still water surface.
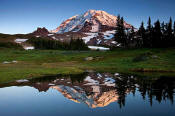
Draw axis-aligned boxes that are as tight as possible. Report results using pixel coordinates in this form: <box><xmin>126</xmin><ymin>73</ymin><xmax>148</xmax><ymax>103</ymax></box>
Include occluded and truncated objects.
<box><xmin>0</xmin><ymin>73</ymin><xmax>175</xmax><ymax>116</ymax></box>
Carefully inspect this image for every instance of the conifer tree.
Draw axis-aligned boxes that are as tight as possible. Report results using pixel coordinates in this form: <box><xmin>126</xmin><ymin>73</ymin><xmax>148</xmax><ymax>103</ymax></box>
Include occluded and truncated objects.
<box><xmin>165</xmin><ymin>17</ymin><xmax>173</xmax><ymax>47</ymax></box>
<box><xmin>69</xmin><ymin>37</ymin><xmax>74</xmax><ymax>49</ymax></box>
<box><xmin>160</xmin><ymin>22</ymin><xmax>166</xmax><ymax>47</ymax></box>
<box><xmin>153</xmin><ymin>20</ymin><xmax>162</xmax><ymax>47</ymax></box>
<box><xmin>114</xmin><ymin>15</ymin><xmax>121</xmax><ymax>41</ymax></box>
<box><xmin>115</xmin><ymin>15</ymin><xmax>127</xmax><ymax>47</ymax></box>
<box><xmin>173</xmin><ymin>21</ymin><xmax>175</xmax><ymax>46</ymax></box>
<box><xmin>169</xmin><ymin>17</ymin><xmax>173</xmax><ymax>46</ymax></box>
<box><xmin>138</xmin><ymin>22</ymin><xmax>146</xmax><ymax>47</ymax></box>
<box><xmin>129</xmin><ymin>26</ymin><xmax>135</xmax><ymax>40</ymax></box>
<box><xmin>146</xmin><ymin>17</ymin><xmax>153</xmax><ymax>47</ymax></box>
<box><xmin>148</xmin><ymin>17</ymin><xmax>152</xmax><ymax>31</ymax></box>
<box><xmin>161</xmin><ymin>22</ymin><xmax>165</xmax><ymax>34</ymax></box>
<box><xmin>128</xmin><ymin>26</ymin><xmax>137</xmax><ymax>48</ymax></box>
<box><xmin>174</xmin><ymin>21</ymin><xmax>175</xmax><ymax>36</ymax></box>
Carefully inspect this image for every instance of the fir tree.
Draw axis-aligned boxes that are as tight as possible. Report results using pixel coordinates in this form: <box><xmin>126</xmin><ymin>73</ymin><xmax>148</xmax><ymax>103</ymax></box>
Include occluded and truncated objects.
<box><xmin>148</xmin><ymin>17</ymin><xmax>152</xmax><ymax>31</ymax></box>
<box><xmin>173</xmin><ymin>21</ymin><xmax>175</xmax><ymax>46</ymax></box>
<box><xmin>114</xmin><ymin>15</ymin><xmax>121</xmax><ymax>42</ymax></box>
<box><xmin>128</xmin><ymin>26</ymin><xmax>136</xmax><ymax>48</ymax></box>
<box><xmin>164</xmin><ymin>17</ymin><xmax>173</xmax><ymax>47</ymax></box>
<box><xmin>129</xmin><ymin>26</ymin><xmax>135</xmax><ymax>40</ymax></box>
<box><xmin>153</xmin><ymin>20</ymin><xmax>162</xmax><ymax>47</ymax></box>
<box><xmin>69</xmin><ymin>37</ymin><xmax>74</xmax><ymax>50</ymax></box>
<box><xmin>146</xmin><ymin>17</ymin><xmax>153</xmax><ymax>47</ymax></box>
<box><xmin>168</xmin><ymin>17</ymin><xmax>173</xmax><ymax>46</ymax></box>
<box><xmin>174</xmin><ymin>21</ymin><xmax>175</xmax><ymax>37</ymax></box>
<box><xmin>138</xmin><ymin>22</ymin><xmax>146</xmax><ymax>47</ymax></box>
<box><xmin>161</xmin><ymin>22</ymin><xmax>166</xmax><ymax>47</ymax></box>
<box><xmin>69</xmin><ymin>38</ymin><xmax>89</xmax><ymax>50</ymax></box>
<box><xmin>161</xmin><ymin>22</ymin><xmax>165</xmax><ymax>34</ymax></box>
<box><xmin>115</xmin><ymin>15</ymin><xmax>127</xmax><ymax>48</ymax></box>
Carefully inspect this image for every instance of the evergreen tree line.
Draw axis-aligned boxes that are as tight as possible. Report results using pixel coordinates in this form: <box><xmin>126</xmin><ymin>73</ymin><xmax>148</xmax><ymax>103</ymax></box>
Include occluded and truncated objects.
<box><xmin>115</xmin><ymin>16</ymin><xmax>175</xmax><ymax>48</ymax></box>
<box><xmin>0</xmin><ymin>42</ymin><xmax>23</xmax><ymax>49</ymax></box>
<box><xmin>28</xmin><ymin>37</ymin><xmax>89</xmax><ymax>50</ymax></box>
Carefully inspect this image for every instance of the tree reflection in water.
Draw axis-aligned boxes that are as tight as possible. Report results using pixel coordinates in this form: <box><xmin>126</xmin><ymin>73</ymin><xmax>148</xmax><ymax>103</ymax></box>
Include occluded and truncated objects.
<box><xmin>114</xmin><ymin>74</ymin><xmax>175</xmax><ymax>108</ymax></box>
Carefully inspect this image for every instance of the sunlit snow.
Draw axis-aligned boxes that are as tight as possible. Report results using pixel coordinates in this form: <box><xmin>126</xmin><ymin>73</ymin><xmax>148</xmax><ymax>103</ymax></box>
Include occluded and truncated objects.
<box><xmin>15</xmin><ymin>39</ymin><xmax>28</xmax><ymax>43</ymax></box>
<box><xmin>24</xmin><ymin>46</ymin><xmax>35</xmax><ymax>50</ymax></box>
<box><xmin>88</xmin><ymin>46</ymin><xmax>110</xmax><ymax>51</ymax></box>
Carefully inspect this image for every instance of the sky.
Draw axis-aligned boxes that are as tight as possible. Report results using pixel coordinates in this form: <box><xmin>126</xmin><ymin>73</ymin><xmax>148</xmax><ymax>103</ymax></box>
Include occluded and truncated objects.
<box><xmin>0</xmin><ymin>0</ymin><xmax>175</xmax><ymax>34</ymax></box>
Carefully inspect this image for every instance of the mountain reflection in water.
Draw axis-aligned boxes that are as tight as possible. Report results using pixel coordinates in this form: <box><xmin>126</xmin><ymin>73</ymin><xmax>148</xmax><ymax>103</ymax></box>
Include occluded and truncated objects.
<box><xmin>0</xmin><ymin>72</ymin><xmax>175</xmax><ymax>109</ymax></box>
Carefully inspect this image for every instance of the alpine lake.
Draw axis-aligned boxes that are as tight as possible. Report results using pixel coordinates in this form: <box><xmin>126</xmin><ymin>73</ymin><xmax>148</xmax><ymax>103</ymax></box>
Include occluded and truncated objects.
<box><xmin>0</xmin><ymin>72</ymin><xmax>174</xmax><ymax>116</ymax></box>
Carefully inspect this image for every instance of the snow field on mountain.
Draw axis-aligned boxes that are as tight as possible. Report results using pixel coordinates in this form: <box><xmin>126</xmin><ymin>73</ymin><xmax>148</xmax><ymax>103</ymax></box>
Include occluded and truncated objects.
<box><xmin>82</xmin><ymin>33</ymin><xmax>98</xmax><ymax>43</ymax></box>
<box><xmin>103</xmin><ymin>30</ymin><xmax>116</xmax><ymax>39</ymax></box>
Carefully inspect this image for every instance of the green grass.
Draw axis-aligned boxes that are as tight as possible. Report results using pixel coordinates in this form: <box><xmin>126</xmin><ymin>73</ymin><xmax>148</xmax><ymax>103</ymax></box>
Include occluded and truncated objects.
<box><xmin>0</xmin><ymin>47</ymin><xmax>175</xmax><ymax>83</ymax></box>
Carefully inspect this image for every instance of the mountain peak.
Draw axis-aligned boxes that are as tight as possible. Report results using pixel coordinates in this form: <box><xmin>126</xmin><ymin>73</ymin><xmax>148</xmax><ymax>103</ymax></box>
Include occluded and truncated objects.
<box><xmin>51</xmin><ymin>10</ymin><xmax>132</xmax><ymax>33</ymax></box>
<box><xmin>87</xmin><ymin>9</ymin><xmax>107</xmax><ymax>13</ymax></box>
<box><xmin>84</xmin><ymin>10</ymin><xmax>111</xmax><ymax>18</ymax></box>
<box><xmin>86</xmin><ymin>9</ymin><xmax>105</xmax><ymax>14</ymax></box>
<box><xmin>33</xmin><ymin>27</ymin><xmax>49</xmax><ymax>37</ymax></box>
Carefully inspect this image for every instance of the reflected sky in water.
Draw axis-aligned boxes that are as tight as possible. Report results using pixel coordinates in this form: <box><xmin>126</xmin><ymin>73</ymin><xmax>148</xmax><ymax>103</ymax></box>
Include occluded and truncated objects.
<box><xmin>0</xmin><ymin>73</ymin><xmax>174</xmax><ymax>116</ymax></box>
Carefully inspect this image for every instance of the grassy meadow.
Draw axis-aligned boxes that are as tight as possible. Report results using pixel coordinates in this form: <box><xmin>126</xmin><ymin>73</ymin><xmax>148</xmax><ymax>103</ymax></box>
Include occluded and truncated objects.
<box><xmin>0</xmin><ymin>47</ymin><xmax>175</xmax><ymax>83</ymax></box>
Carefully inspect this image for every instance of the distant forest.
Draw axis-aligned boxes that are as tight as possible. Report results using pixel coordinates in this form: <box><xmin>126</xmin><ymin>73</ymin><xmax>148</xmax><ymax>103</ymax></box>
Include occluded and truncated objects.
<box><xmin>28</xmin><ymin>37</ymin><xmax>89</xmax><ymax>50</ymax></box>
<box><xmin>115</xmin><ymin>15</ymin><xmax>175</xmax><ymax>48</ymax></box>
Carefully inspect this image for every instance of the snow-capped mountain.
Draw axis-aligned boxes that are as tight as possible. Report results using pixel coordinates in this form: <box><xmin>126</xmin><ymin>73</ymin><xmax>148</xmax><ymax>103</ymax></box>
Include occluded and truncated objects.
<box><xmin>32</xmin><ymin>10</ymin><xmax>134</xmax><ymax>47</ymax></box>
<box><xmin>51</xmin><ymin>10</ymin><xmax>132</xmax><ymax>33</ymax></box>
